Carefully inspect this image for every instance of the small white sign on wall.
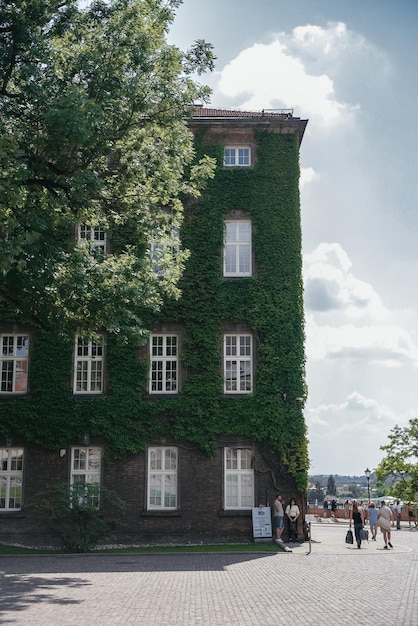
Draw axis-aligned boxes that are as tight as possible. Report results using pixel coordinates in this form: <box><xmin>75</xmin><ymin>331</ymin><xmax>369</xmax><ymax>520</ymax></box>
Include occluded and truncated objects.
<box><xmin>252</xmin><ymin>506</ymin><xmax>272</xmax><ymax>539</ymax></box>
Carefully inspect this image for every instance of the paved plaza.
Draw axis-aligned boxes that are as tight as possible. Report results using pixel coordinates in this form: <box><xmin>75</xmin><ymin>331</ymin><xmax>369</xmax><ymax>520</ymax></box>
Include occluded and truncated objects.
<box><xmin>0</xmin><ymin>523</ymin><xmax>417</xmax><ymax>625</ymax></box>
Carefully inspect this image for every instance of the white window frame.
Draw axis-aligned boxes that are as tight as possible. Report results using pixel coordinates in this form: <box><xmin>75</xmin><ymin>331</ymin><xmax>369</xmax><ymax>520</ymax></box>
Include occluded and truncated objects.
<box><xmin>147</xmin><ymin>447</ymin><xmax>178</xmax><ymax>510</ymax></box>
<box><xmin>0</xmin><ymin>448</ymin><xmax>24</xmax><ymax>511</ymax></box>
<box><xmin>73</xmin><ymin>335</ymin><xmax>104</xmax><ymax>394</ymax></box>
<box><xmin>223</xmin><ymin>220</ymin><xmax>252</xmax><ymax>277</ymax></box>
<box><xmin>149</xmin><ymin>334</ymin><xmax>178</xmax><ymax>394</ymax></box>
<box><xmin>77</xmin><ymin>224</ymin><xmax>107</xmax><ymax>256</ymax></box>
<box><xmin>70</xmin><ymin>447</ymin><xmax>102</xmax><ymax>508</ymax></box>
<box><xmin>224</xmin><ymin>447</ymin><xmax>254</xmax><ymax>510</ymax></box>
<box><xmin>224</xmin><ymin>334</ymin><xmax>253</xmax><ymax>393</ymax></box>
<box><xmin>1</xmin><ymin>334</ymin><xmax>29</xmax><ymax>394</ymax></box>
<box><xmin>224</xmin><ymin>145</ymin><xmax>251</xmax><ymax>167</ymax></box>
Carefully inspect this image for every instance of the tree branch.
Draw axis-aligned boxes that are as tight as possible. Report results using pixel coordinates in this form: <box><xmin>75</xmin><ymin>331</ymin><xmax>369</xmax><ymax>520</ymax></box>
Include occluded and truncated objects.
<box><xmin>24</xmin><ymin>178</ymin><xmax>69</xmax><ymax>196</ymax></box>
<box><xmin>1</xmin><ymin>26</ymin><xmax>18</xmax><ymax>96</ymax></box>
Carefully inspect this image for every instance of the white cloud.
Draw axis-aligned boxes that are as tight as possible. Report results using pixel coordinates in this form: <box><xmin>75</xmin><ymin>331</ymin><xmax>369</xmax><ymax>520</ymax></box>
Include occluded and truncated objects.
<box><xmin>304</xmin><ymin>243</ymin><xmax>418</xmax><ymax>367</ymax></box>
<box><xmin>305</xmin><ymin>391</ymin><xmax>400</xmax><ymax>475</ymax></box>
<box><xmin>300</xmin><ymin>167</ymin><xmax>318</xmax><ymax>189</ymax></box>
<box><xmin>306</xmin><ymin>391</ymin><xmax>394</xmax><ymax>430</ymax></box>
<box><xmin>306</xmin><ymin>315</ymin><xmax>418</xmax><ymax>366</ymax></box>
<box><xmin>292</xmin><ymin>22</ymin><xmax>349</xmax><ymax>53</ymax></box>
<box><xmin>287</xmin><ymin>23</ymin><xmax>392</xmax><ymax>92</ymax></box>
<box><xmin>305</xmin><ymin>391</ymin><xmax>415</xmax><ymax>474</ymax></box>
<box><xmin>214</xmin><ymin>22</ymin><xmax>365</xmax><ymax>127</ymax></box>
<box><xmin>304</xmin><ymin>243</ymin><xmax>388</xmax><ymax>321</ymax></box>
<box><xmin>217</xmin><ymin>41</ymin><xmax>345</xmax><ymax>125</ymax></box>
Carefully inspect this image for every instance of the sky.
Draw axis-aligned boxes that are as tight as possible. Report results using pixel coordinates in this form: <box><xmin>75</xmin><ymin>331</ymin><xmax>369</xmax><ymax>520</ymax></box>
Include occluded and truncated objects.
<box><xmin>167</xmin><ymin>0</ymin><xmax>418</xmax><ymax>476</ymax></box>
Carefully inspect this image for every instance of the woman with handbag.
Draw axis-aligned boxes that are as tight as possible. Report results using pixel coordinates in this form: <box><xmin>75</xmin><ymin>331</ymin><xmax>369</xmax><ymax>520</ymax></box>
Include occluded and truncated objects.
<box><xmin>285</xmin><ymin>498</ymin><xmax>300</xmax><ymax>543</ymax></box>
<box><xmin>351</xmin><ymin>501</ymin><xmax>364</xmax><ymax>549</ymax></box>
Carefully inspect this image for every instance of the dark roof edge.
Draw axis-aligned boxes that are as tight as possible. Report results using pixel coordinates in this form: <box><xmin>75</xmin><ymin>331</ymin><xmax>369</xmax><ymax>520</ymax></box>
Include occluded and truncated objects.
<box><xmin>188</xmin><ymin>107</ymin><xmax>308</xmax><ymax>145</ymax></box>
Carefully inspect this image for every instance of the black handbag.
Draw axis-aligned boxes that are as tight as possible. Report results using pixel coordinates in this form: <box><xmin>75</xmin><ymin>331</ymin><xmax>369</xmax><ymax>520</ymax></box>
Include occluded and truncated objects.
<box><xmin>345</xmin><ymin>529</ymin><xmax>354</xmax><ymax>544</ymax></box>
<box><xmin>360</xmin><ymin>528</ymin><xmax>369</xmax><ymax>541</ymax></box>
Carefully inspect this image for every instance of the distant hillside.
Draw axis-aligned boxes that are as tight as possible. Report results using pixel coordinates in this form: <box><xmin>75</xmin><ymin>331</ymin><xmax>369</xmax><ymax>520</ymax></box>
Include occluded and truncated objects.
<box><xmin>309</xmin><ymin>474</ymin><xmax>376</xmax><ymax>486</ymax></box>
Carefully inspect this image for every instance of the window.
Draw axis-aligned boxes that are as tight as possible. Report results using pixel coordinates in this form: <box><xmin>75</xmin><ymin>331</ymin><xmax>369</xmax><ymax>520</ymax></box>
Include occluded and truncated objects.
<box><xmin>0</xmin><ymin>448</ymin><xmax>24</xmax><ymax>511</ymax></box>
<box><xmin>1</xmin><ymin>334</ymin><xmax>29</xmax><ymax>394</ymax></box>
<box><xmin>224</xmin><ymin>146</ymin><xmax>251</xmax><ymax>167</ymax></box>
<box><xmin>77</xmin><ymin>225</ymin><xmax>107</xmax><ymax>256</ymax></box>
<box><xmin>150</xmin><ymin>227</ymin><xmax>180</xmax><ymax>277</ymax></box>
<box><xmin>73</xmin><ymin>335</ymin><xmax>104</xmax><ymax>394</ymax></box>
<box><xmin>223</xmin><ymin>220</ymin><xmax>252</xmax><ymax>277</ymax></box>
<box><xmin>147</xmin><ymin>447</ymin><xmax>178</xmax><ymax>510</ymax></box>
<box><xmin>70</xmin><ymin>447</ymin><xmax>101</xmax><ymax>508</ymax></box>
<box><xmin>149</xmin><ymin>335</ymin><xmax>178</xmax><ymax>394</ymax></box>
<box><xmin>224</xmin><ymin>448</ymin><xmax>254</xmax><ymax>509</ymax></box>
<box><xmin>224</xmin><ymin>334</ymin><xmax>253</xmax><ymax>393</ymax></box>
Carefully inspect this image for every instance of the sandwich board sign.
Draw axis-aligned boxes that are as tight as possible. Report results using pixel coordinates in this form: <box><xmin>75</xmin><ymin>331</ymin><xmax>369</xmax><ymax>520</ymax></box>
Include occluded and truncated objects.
<box><xmin>252</xmin><ymin>506</ymin><xmax>272</xmax><ymax>540</ymax></box>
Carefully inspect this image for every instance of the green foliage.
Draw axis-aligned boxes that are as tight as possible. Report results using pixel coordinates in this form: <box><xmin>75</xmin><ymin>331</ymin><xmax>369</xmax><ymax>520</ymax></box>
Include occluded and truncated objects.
<box><xmin>376</xmin><ymin>418</ymin><xmax>418</xmax><ymax>500</ymax></box>
<box><xmin>0</xmin><ymin>0</ymin><xmax>216</xmax><ymax>341</ymax></box>
<box><xmin>348</xmin><ymin>484</ymin><xmax>362</xmax><ymax>499</ymax></box>
<box><xmin>164</xmin><ymin>129</ymin><xmax>309</xmax><ymax>487</ymax></box>
<box><xmin>374</xmin><ymin>480</ymin><xmax>389</xmax><ymax>498</ymax></box>
<box><xmin>326</xmin><ymin>475</ymin><xmax>336</xmax><ymax>495</ymax></box>
<box><xmin>0</xmin><ymin>128</ymin><xmax>308</xmax><ymax>491</ymax></box>
<box><xmin>28</xmin><ymin>482</ymin><xmax>125</xmax><ymax>552</ymax></box>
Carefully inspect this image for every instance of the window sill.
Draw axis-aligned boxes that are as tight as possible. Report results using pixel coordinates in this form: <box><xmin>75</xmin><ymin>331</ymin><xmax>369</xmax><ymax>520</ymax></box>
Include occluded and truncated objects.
<box><xmin>218</xmin><ymin>510</ymin><xmax>252</xmax><ymax>517</ymax></box>
<box><xmin>140</xmin><ymin>510</ymin><xmax>181</xmax><ymax>517</ymax></box>
<box><xmin>144</xmin><ymin>394</ymin><xmax>182</xmax><ymax>400</ymax></box>
<box><xmin>71</xmin><ymin>394</ymin><xmax>106</xmax><ymax>400</ymax></box>
<box><xmin>222</xmin><ymin>393</ymin><xmax>253</xmax><ymax>398</ymax></box>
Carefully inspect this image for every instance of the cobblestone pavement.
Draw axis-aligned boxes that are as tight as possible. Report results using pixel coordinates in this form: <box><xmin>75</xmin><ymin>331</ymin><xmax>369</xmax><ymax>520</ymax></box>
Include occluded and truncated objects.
<box><xmin>0</xmin><ymin>524</ymin><xmax>417</xmax><ymax>625</ymax></box>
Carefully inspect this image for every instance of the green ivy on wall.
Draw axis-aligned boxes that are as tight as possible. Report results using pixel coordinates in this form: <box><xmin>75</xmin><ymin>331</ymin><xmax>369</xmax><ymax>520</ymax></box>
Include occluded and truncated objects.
<box><xmin>0</xmin><ymin>129</ymin><xmax>309</xmax><ymax>490</ymax></box>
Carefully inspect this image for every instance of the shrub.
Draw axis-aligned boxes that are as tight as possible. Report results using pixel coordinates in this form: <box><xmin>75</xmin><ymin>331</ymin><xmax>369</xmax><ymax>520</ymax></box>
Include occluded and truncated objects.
<box><xmin>29</xmin><ymin>483</ymin><xmax>125</xmax><ymax>552</ymax></box>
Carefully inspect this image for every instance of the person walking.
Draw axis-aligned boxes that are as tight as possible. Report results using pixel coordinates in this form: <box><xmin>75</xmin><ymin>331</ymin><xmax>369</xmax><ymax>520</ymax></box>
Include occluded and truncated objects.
<box><xmin>378</xmin><ymin>500</ymin><xmax>394</xmax><ymax>549</ymax></box>
<box><xmin>273</xmin><ymin>494</ymin><xmax>285</xmax><ymax>543</ymax></box>
<box><xmin>351</xmin><ymin>501</ymin><xmax>365</xmax><ymax>549</ymax></box>
<box><xmin>407</xmin><ymin>502</ymin><xmax>418</xmax><ymax>528</ymax></box>
<box><xmin>285</xmin><ymin>498</ymin><xmax>300</xmax><ymax>543</ymax></box>
<box><xmin>344</xmin><ymin>500</ymin><xmax>350</xmax><ymax>519</ymax></box>
<box><xmin>394</xmin><ymin>500</ymin><xmax>402</xmax><ymax>530</ymax></box>
<box><xmin>367</xmin><ymin>501</ymin><xmax>378</xmax><ymax>540</ymax></box>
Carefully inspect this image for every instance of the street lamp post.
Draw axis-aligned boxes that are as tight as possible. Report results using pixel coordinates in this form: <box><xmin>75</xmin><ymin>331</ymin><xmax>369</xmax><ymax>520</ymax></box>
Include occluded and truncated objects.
<box><xmin>365</xmin><ymin>467</ymin><xmax>371</xmax><ymax>503</ymax></box>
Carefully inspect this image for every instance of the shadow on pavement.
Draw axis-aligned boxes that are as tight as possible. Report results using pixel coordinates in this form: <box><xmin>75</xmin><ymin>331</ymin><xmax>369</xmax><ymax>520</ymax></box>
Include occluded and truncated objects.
<box><xmin>0</xmin><ymin>574</ymin><xmax>91</xmax><ymax>616</ymax></box>
<box><xmin>0</xmin><ymin>551</ymin><xmax>280</xmax><ymax>577</ymax></box>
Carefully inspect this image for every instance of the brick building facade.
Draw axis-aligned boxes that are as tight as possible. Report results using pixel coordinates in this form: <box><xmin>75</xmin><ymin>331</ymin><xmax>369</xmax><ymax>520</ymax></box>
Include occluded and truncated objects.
<box><xmin>0</xmin><ymin>108</ymin><xmax>308</xmax><ymax>545</ymax></box>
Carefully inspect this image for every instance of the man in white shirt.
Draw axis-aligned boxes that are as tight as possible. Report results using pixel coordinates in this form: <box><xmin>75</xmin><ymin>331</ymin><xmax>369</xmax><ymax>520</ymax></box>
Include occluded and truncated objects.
<box><xmin>393</xmin><ymin>500</ymin><xmax>402</xmax><ymax>530</ymax></box>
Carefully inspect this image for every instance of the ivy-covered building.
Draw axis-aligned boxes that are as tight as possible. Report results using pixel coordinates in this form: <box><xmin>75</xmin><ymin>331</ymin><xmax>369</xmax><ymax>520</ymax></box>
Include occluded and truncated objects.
<box><xmin>0</xmin><ymin>107</ymin><xmax>308</xmax><ymax>544</ymax></box>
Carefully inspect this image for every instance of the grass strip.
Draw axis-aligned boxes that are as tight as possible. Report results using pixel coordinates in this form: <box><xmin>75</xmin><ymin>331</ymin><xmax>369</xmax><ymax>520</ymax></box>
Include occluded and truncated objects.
<box><xmin>0</xmin><ymin>542</ymin><xmax>282</xmax><ymax>555</ymax></box>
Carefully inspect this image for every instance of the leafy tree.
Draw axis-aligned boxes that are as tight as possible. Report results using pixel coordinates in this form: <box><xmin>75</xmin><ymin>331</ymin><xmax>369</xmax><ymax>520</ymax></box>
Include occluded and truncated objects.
<box><xmin>326</xmin><ymin>474</ymin><xmax>336</xmax><ymax>495</ymax></box>
<box><xmin>376</xmin><ymin>418</ymin><xmax>418</xmax><ymax>500</ymax></box>
<box><xmin>374</xmin><ymin>480</ymin><xmax>389</xmax><ymax>498</ymax></box>
<box><xmin>0</xmin><ymin>0</ymin><xmax>216</xmax><ymax>341</ymax></box>
<box><xmin>347</xmin><ymin>483</ymin><xmax>361</xmax><ymax>498</ymax></box>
